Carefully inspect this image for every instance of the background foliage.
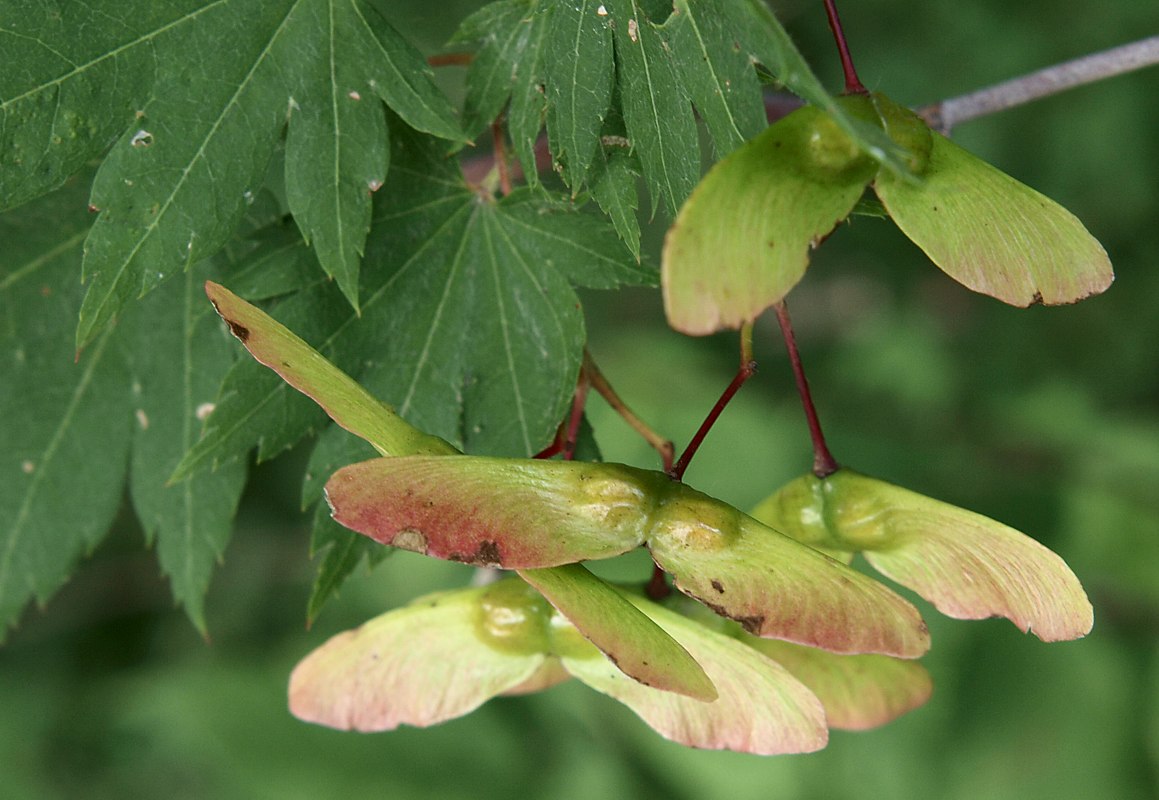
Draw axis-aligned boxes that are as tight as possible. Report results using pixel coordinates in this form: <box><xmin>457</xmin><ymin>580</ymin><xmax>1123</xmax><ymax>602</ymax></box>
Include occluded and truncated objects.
<box><xmin>2</xmin><ymin>0</ymin><xmax>1157</xmax><ymax>797</ymax></box>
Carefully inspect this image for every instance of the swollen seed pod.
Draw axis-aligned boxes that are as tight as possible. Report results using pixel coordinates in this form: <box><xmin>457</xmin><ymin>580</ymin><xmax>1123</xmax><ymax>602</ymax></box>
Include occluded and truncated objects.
<box><xmin>871</xmin><ymin>93</ymin><xmax>933</xmax><ymax>174</ymax></box>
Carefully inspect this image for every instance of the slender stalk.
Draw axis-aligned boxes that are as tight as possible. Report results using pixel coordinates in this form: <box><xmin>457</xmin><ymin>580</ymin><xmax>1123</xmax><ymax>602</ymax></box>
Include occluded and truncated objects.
<box><xmin>646</xmin><ymin>563</ymin><xmax>671</xmax><ymax>601</ymax></box>
<box><xmin>583</xmin><ymin>350</ymin><xmax>675</xmax><ymax>471</ymax></box>
<box><xmin>670</xmin><ymin>357</ymin><xmax>757</xmax><ymax>482</ymax></box>
<box><xmin>561</xmin><ymin>366</ymin><xmax>591</xmax><ymax>462</ymax></box>
<box><xmin>923</xmin><ymin>35</ymin><xmax>1159</xmax><ymax>133</ymax></box>
<box><xmin>822</xmin><ymin>0</ymin><xmax>866</xmax><ymax>94</ymax></box>
<box><xmin>774</xmin><ymin>302</ymin><xmax>839</xmax><ymax>478</ymax></box>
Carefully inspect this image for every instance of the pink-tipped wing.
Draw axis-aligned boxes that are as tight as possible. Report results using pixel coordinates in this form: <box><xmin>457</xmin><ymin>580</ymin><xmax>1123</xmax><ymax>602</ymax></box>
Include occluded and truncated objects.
<box><xmin>324</xmin><ymin>456</ymin><xmax>665</xmax><ymax>567</ymax></box>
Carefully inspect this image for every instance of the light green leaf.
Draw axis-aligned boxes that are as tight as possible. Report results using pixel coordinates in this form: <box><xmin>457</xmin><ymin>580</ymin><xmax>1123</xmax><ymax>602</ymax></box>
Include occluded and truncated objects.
<box><xmin>289</xmin><ymin>583</ymin><xmax>549</xmax><ymax>731</ymax></box>
<box><xmin>545</xmin><ymin>0</ymin><xmax>614</xmax><ymax>190</ymax></box>
<box><xmin>606</xmin><ymin>0</ymin><xmax>698</xmax><ymax>216</ymax></box>
<box><xmin>123</xmin><ymin>264</ymin><xmax>247</xmax><ymax>634</ymax></box>
<box><xmin>0</xmin><ymin>176</ymin><xmax>131</xmax><ymax>637</ymax></box>
<box><xmin>757</xmin><ymin>470</ymin><xmax>1095</xmax><ymax>642</ymax></box>
<box><xmin>875</xmin><ymin>133</ymin><xmax>1113</xmax><ymax>306</ymax></box>
<box><xmin>563</xmin><ymin>591</ymin><xmax>828</xmax><ymax>755</ymax></box>
<box><xmin>662</xmin><ymin>105</ymin><xmax>875</xmax><ymax>335</ymax></box>
<box><xmin>324</xmin><ymin>454</ymin><xmax>930</xmax><ymax>657</ymax></box>
<box><xmin>666</xmin><ymin>0</ymin><xmax>766</xmax><ymax>157</ymax></box>
<box><xmin>519</xmin><ymin>563</ymin><xmax>717</xmax><ymax>700</ymax></box>
<box><xmin>744</xmin><ymin>638</ymin><xmax>932</xmax><ymax>731</ymax></box>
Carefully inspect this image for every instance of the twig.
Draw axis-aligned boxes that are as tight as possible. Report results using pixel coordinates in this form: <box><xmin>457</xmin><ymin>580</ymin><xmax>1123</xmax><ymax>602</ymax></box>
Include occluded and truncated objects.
<box><xmin>922</xmin><ymin>35</ymin><xmax>1159</xmax><ymax>133</ymax></box>
<box><xmin>583</xmin><ymin>350</ymin><xmax>675</xmax><ymax>472</ymax></box>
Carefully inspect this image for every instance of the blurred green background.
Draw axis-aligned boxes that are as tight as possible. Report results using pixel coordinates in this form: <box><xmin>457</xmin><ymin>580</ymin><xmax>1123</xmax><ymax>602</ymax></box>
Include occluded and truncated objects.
<box><xmin>2</xmin><ymin>1</ymin><xmax>1157</xmax><ymax>798</ymax></box>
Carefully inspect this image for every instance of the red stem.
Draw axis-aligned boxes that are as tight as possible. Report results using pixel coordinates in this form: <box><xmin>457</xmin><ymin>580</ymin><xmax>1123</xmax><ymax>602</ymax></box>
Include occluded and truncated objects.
<box><xmin>823</xmin><ymin>0</ymin><xmax>866</xmax><ymax>94</ymax></box>
<box><xmin>669</xmin><ymin>360</ymin><xmax>758</xmax><ymax>482</ymax></box>
<box><xmin>774</xmin><ymin>302</ymin><xmax>839</xmax><ymax>478</ymax></box>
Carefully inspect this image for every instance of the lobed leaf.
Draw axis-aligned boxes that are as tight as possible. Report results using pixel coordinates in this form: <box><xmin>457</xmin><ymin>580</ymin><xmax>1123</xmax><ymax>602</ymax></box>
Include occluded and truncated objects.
<box><xmin>0</xmin><ymin>0</ymin><xmax>208</xmax><ymax>211</ymax></box>
<box><xmin>506</xmin><ymin>2</ymin><xmax>551</xmax><ymax>186</ymax></box>
<box><xmin>587</xmin><ymin>147</ymin><xmax>643</xmax><ymax>260</ymax></box>
<box><xmin>70</xmin><ymin>0</ymin><xmax>463</xmax><ymax>349</ymax></box>
<box><xmin>661</xmin><ymin>107</ymin><xmax>874</xmax><ymax>335</ymax></box>
<box><xmin>0</xmin><ymin>177</ymin><xmax>131</xmax><ymax>637</ymax></box>
<box><xmin>545</xmin><ymin>0</ymin><xmax>614</xmax><ymax>190</ymax></box>
<box><xmin>519</xmin><ymin>563</ymin><xmax>717</xmax><ymax>701</ymax></box>
<box><xmin>123</xmin><ymin>265</ymin><xmax>247</xmax><ymax>634</ymax></box>
<box><xmin>453</xmin><ymin>0</ymin><xmax>532</xmax><ymax>138</ymax></box>
<box><xmin>563</xmin><ymin>592</ymin><xmax>829</xmax><ymax>755</ymax></box>
<box><xmin>606</xmin><ymin>0</ymin><xmax>699</xmax><ymax>216</ymax></box>
<box><xmin>874</xmin><ymin>133</ymin><xmax>1113</xmax><ymax>306</ymax></box>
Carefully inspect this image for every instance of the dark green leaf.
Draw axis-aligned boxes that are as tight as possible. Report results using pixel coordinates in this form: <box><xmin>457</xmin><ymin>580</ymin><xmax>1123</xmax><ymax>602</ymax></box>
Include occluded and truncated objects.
<box><xmin>507</xmin><ymin>2</ymin><xmax>550</xmax><ymax>185</ymax></box>
<box><xmin>122</xmin><ymin>263</ymin><xmax>247</xmax><ymax>634</ymax></box>
<box><xmin>0</xmin><ymin>176</ymin><xmax>130</xmax><ymax>636</ymax></box>
<box><xmin>0</xmin><ymin>0</ymin><xmax>208</xmax><ymax>210</ymax></box>
<box><xmin>71</xmin><ymin>0</ymin><xmax>463</xmax><ymax>349</ymax></box>
<box><xmin>606</xmin><ymin>0</ymin><xmax>698</xmax><ymax>215</ymax></box>
<box><xmin>545</xmin><ymin>0</ymin><xmax>614</xmax><ymax>190</ymax></box>
<box><xmin>588</xmin><ymin>147</ymin><xmax>642</xmax><ymax>259</ymax></box>
<box><xmin>665</xmin><ymin>0</ymin><xmax>767</xmax><ymax>156</ymax></box>
<box><xmin>454</xmin><ymin>0</ymin><xmax>531</xmax><ymax>138</ymax></box>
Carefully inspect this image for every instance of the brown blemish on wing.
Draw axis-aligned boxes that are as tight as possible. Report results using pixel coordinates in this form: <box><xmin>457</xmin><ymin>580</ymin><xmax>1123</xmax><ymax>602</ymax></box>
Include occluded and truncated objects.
<box><xmin>710</xmin><ymin>579</ymin><xmax>725</xmax><ymax>594</ymax></box>
<box><xmin>474</xmin><ymin>540</ymin><xmax>502</xmax><ymax>567</ymax></box>
<box><xmin>700</xmin><ymin>597</ymin><xmax>765</xmax><ymax>635</ymax></box>
<box><xmin>224</xmin><ymin>319</ymin><xmax>250</xmax><ymax>342</ymax></box>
